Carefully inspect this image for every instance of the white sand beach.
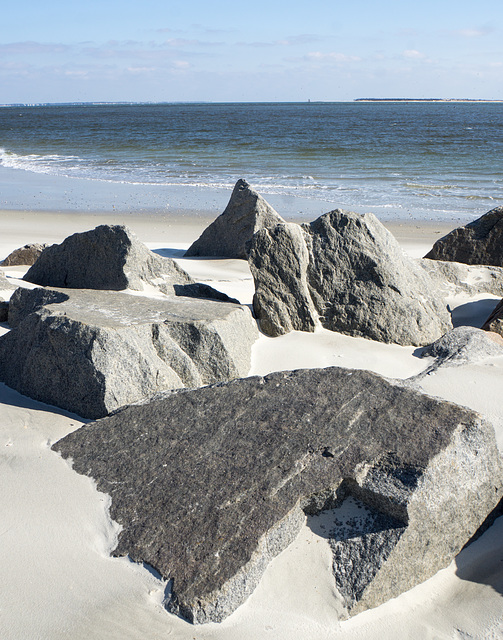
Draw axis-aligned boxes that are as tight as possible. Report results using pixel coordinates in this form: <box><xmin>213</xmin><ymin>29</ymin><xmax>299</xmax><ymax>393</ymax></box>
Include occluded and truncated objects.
<box><xmin>1</xmin><ymin>209</ymin><xmax>502</xmax><ymax>640</ymax></box>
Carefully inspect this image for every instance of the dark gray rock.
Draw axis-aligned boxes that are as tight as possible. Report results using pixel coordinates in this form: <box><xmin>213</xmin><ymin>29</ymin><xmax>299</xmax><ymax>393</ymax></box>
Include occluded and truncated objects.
<box><xmin>0</xmin><ymin>287</ymin><xmax>258</xmax><ymax>418</ymax></box>
<box><xmin>250</xmin><ymin>210</ymin><xmax>452</xmax><ymax>345</ymax></box>
<box><xmin>482</xmin><ymin>298</ymin><xmax>503</xmax><ymax>337</ymax></box>
<box><xmin>418</xmin><ymin>259</ymin><xmax>503</xmax><ymax>298</ymax></box>
<box><xmin>424</xmin><ymin>206</ymin><xmax>503</xmax><ymax>266</ymax></box>
<box><xmin>53</xmin><ymin>367</ymin><xmax>503</xmax><ymax>623</ymax></box>
<box><xmin>23</xmin><ymin>225</ymin><xmax>193</xmax><ymax>292</ymax></box>
<box><xmin>1</xmin><ymin>242</ymin><xmax>49</xmax><ymax>266</ymax></box>
<box><xmin>185</xmin><ymin>179</ymin><xmax>285</xmax><ymax>259</ymax></box>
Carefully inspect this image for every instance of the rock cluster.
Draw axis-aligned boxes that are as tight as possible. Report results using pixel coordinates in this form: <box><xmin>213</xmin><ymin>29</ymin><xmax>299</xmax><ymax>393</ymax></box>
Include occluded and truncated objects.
<box><xmin>424</xmin><ymin>206</ymin><xmax>503</xmax><ymax>266</ymax></box>
<box><xmin>249</xmin><ymin>210</ymin><xmax>452</xmax><ymax>345</ymax></box>
<box><xmin>53</xmin><ymin>366</ymin><xmax>503</xmax><ymax>624</ymax></box>
<box><xmin>185</xmin><ymin>179</ymin><xmax>285</xmax><ymax>259</ymax></box>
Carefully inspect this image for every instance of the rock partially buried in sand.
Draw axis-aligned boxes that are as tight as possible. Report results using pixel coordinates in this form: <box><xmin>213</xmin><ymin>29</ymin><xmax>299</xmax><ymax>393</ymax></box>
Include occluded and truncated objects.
<box><xmin>23</xmin><ymin>224</ymin><xmax>193</xmax><ymax>293</ymax></box>
<box><xmin>1</xmin><ymin>242</ymin><xmax>49</xmax><ymax>266</ymax></box>
<box><xmin>53</xmin><ymin>367</ymin><xmax>502</xmax><ymax>623</ymax></box>
<box><xmin>424</xmin><ymin>206</ymin><xmax>503</xmax><ymax>266</ymax></box>
<box><xmin>0</xmin><ymin>287</ymin><xmax>258</xmax><ymax>418</ymax></box>
<box><xmin>185</xmin><ymin>179</ymin><xmax>285</xmax><ymax>259</ymax></box>
<box><xmin>418</xmin><ymin>258</ymin><xmax>503</xmax><ymax>298</ymax></box>
<box><xmin>421</xmin><ymin>326</ymin><xmax>503</xmax><ymax>368</ymax></box>
<box><xmin>249</xmin><ymin>210</ymin><xmax>452</xmax><ymax>345</ymax></box>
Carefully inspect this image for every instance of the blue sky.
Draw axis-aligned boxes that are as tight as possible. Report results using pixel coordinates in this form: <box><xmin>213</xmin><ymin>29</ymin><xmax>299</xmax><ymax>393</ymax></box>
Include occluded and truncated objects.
<box><xmin>1</xmin><ymin>0</ymin><xmax>502</xmax><ymax>103</ymax></box>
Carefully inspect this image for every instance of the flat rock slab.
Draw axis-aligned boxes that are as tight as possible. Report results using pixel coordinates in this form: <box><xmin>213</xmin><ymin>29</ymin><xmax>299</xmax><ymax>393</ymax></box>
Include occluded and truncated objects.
<box><xmin>185</xmin><ymin>179</ymin><xmax>285</xmax><ymax>259</ymax></box>
<box><xmin>53</xmin><ymin>367</ymin><xmax>503</xmax><ymax>623</ymax></box>
<box><xmin>0</xmin><ymin>287</ymin><xmax>257</xmax><ymax>418</ymax></box>
<box><xmin>424</xmin><ymin>206</ymin><xmax>503</xmax><ymax>266</ymax></box>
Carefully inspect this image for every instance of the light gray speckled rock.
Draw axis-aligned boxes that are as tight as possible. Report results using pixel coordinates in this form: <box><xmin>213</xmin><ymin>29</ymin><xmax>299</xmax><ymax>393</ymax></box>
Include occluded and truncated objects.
<box><xmin>421</xmin><ymin>326</ymin><xmax>503</xmax><ymax>367</ymax></box>
<box><xmin>23</xmin><ymin>225</ymin><xmax>193</xmax><ymax>292</ymax></box>
<box><xmin>250</xmin><ymin>210</ymin><xmax>452</xmax><ymax>345</ymax></box>
<box><xmin>1</xmin><ymin>242</ymin><xmax>49</xmax><ymax>266</ymax></box>
<box><xmin>418</xmin><ymin>258</ymin><xmax>503</xmax><ymax>298</ymax></box>
<box><xmin>185</xmin><ymin>179</ymin><xmax>285</xmax><ymax>259</ymax></box>
<box><xmin>0</xmin><ymin>287</ymin><xmax>257</xmax><ymax>418</ymax></box>
<box><xmin>424</xmin><ymin>206</ymin><xmax>503</xmax><ymax>266</ymax></box>
<box><xmin>53</xmin><ymin>367</ymin><xmax>502</xmax><ymax>623</ymax></box>
<box><xmin>0</xmin><ymin>271</ymin><xmax>16</xmax><ymax>322</ymax></box>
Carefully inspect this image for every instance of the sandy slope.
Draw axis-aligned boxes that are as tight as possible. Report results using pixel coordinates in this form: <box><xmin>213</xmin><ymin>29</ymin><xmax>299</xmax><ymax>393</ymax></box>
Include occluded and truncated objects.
<box><xmin>0</xmin><ymin>213</ymin><xmax>502</xmax><ymax>640</ymax></box>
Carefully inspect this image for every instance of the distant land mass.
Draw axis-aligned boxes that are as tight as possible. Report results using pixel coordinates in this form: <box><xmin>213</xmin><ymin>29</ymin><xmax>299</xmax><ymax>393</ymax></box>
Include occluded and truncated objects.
<box><xmin>355</xmin><ymin>98</ymin><xmax>503</xmax><ymax>102</ymax></box>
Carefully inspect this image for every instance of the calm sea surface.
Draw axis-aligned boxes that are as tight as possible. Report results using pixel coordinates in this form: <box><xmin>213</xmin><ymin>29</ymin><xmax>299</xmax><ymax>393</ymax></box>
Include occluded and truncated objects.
<box><xmin>0</xmin><ymin>102</ymin><xmax>502</xmax><ymax>221</ymax></box>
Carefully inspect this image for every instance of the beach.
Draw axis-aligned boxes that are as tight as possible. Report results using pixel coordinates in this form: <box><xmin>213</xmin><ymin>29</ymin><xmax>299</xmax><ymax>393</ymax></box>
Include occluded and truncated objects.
<box><xmin>1</xmin><ymin>197</ymin><xmax>502</xmax><ymax>640</ymax></box>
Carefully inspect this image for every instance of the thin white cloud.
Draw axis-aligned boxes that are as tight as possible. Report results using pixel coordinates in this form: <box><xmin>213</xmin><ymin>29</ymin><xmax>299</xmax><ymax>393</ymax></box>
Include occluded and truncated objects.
<box><xmin>305</xmin><ymin>52</ymin><xmax>361</xmax><ymax>62</ymax></box>
<box><xmin>0</xmin><ymin>41</ymin><xmax>71</xmax><ymax>55</ymax></box>
<box><xmin>402</xmin><ymin>49</ymin><xmax>426</xmax><ymax>59</ymax></box>
<box><xmin>454</xmin><ymin>26</ymin><xmax>494</xmax><ymax>38</ymax></box>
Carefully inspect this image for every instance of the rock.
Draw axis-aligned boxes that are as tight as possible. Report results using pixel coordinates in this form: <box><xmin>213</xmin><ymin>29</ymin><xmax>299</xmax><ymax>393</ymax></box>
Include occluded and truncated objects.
<box><xmin>250</xmin><ymin>223</ymin><xmax>317</xmax><ymax>336</ymax></box>
<box><xmin>249</xmin><ymin>210</ymin><xmax>452</xmax><ymax>345</ymax></box>
<box><xmin>424</xmin><ymin>206</ymin><xmax>503</xmax><ymax>266</ymax></box>
<box><xmin>421</xmin><ymin>326</ymin><xmax>503</xmax><ymax>367</ymax></box>
<box><xmin>23</xmin><ymin>225</ymin><xmax>193</xmax><ymax>292</ymax></box>
<box><xmin>418</xmin><ymin>258</ymin><xmax>503</xmax><ymax>298</ymax></box>
<box><xmin>185</xmin><ymin>179</ymin><xmax>285</xmax><ymax>259</ymax></box>
<box><xmin>482</xmin><ymin>298</ymin><xmax>503</xmax><ymax>337</ymax></box>
<box><xmin>0</xmin><ymin>287</ymin><xmax>258</xmax><ymax>418</ymax></box>
<box><xmin>53</xmin><ymin>367</ymin><xmax>502</xmax><ymax>624</ymax></box>
<box><xmin>1</xmin><ymin>242</ymin><xmax>49</xmax><ymax>266</ymax></box>
<box><xmin>0</xmin><ymin>271</ymin><xmax>17</xmax><ymax>322</ymax></box>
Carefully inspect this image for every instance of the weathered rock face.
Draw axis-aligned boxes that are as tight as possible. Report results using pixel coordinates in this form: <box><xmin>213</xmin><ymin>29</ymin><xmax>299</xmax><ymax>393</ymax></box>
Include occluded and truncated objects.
<box><xmin>421</xmin><ymin>326</ymin><xmax>503</xmax><ymax>368</ymax></box>
<box><xmin>1</xmin><ymin>242</ymin><xmax>49</xmax><ymax>266</ymax></box>
<box><xmin>185</xmin><ymin>179</ymin><xmax>285</xmax><ymax>259</ymax></box>
<box><xmin>418</xmin><ymin>258</ymin><xmax>503</xmax><ymax>298</ymax></box>
<box><xmin>250</xmin><ymin>210</ymin><xmax>452</xmax><ymax>345</ymax></box>
<box><xmin>0</xmin><ymin>287</ymin><xmax>258</xmax><ymax>418</ymax></box>
<box><xmin>424</xmin><ymin>206</ymin><xmax>503</xmax><ymax>266</ymax></box>
<box><xmin>53</xmin><ymin>367</ymin><xmax>503</xmax><ymax>624</ymax></box>
<box><xmin>23</xmin><ymin>225</ymin><xmax>192</xmax><ymax>292</ymax></box>
<box><xmin>482</xmin><ymin>298</ymin><xmax>503</xmax><ymax>337</ymax></box>
<box><xmin>0</xmin><ymin>271</ymin><xmax>16</xmax><ymax>322</ymax></box>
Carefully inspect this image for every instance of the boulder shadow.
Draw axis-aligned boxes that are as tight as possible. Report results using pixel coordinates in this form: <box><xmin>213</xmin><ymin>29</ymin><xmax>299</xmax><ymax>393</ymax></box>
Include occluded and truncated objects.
<box><xmin>451</xmin><ymin>298</ymin><xmax>500</xmax><ymax>329</ymax></box>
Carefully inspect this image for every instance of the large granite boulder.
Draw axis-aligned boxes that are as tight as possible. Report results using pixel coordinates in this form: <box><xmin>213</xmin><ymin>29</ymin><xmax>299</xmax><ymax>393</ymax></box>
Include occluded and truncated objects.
<box><xmin>0</xmin><ymin>287</ymin><xmax>258</xmax><ymax>418</ymax></box>
<box><xmin>482</xmin><ymin>298</ymin><xmax>503</xmax><ymax>337</ymax></box>
<box><xmin>53</xmin><ymin>367</ymin><xmax>502</xmax><ymax>624</ymax></box>
<box><xmin>1</xmin><ymin>242</ymin><xmax>49</xmax><ymax>266</ymax></box>
<box><xmin>424</xmin><ymin>206</ymin><xmax>503</xmax><ymax>266</ymax></box>
<box><xmin>185</xmin><ymin>179</ymin><xmax>285</xmax><ymax>259</ymax></box>
<box><xmin>250</xmin><ymin>210</ymin><xmax>452</xmax><ymax>345</ymax></box>
<box><xmin>23</xmin><ymin>225</ymin><xmax>193</xmax><ymax>293</ymax></box>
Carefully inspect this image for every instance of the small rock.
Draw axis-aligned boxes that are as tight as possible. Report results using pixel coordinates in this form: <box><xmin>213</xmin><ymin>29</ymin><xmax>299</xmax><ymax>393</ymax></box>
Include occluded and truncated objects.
<box><xmin>1</xmin><ymin>243</ymin><xmax>49</xmax><ymax>266</ymax></box>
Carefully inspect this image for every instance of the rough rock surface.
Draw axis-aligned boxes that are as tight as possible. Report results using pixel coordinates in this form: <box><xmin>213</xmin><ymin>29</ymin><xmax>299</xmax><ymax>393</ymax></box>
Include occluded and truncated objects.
<box><xmin>53</xmin><ymin>367</ymin><xmax>502</xmax><ymax>623</ymax></box>
<box><xmin>421</xmin><ymin>326</ymin><xmax>503</xmax><ymax>368</ymax></box>
<box><xmin>185</xmin><ymin>179</ymin><xmax>285</xmax><ymax>259</ymax></box>
<box><xmin>23</xmin><ymin>225</ymin><xmax>193</xmax><ymax>292</ymax></box>
<box><xmin>0</xmin><ymin>287</ymin><xmax>258</xmax><ymax>418</ymax></box>
<box><xmin>1</xmin><ymin>242</ymin><xmax>49</xmax><ymax>266</ymax></box>
<box><xmin>250</xmin><ymin>210</ymin><xmax>452</xmax><ymax>345</ymax></box>
<box><xmin>482</xmin><ymin>298</ymin><xmax>503</xmax><ymax>337</ymax></box>
<box><xmin>424</xmin><ymin>206</ymin><xmax>503</xmax><ymax>266</ymax></box>
<box><xmin>418</xmin><ymin>258</ymin><xmax>503</xmax><ymax>298</ymax></box>
<box><xmin>0</xmin><ymin>271</ymin><xmax>16</xmax><ymax>322</ymax></box>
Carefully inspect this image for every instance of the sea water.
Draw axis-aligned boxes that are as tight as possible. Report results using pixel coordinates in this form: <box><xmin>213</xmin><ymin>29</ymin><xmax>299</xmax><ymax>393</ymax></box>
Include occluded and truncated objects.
<box><xmin>0</xmin><ymin>102</ymin><xmax>502</xmax><ymax>222</ymax></box>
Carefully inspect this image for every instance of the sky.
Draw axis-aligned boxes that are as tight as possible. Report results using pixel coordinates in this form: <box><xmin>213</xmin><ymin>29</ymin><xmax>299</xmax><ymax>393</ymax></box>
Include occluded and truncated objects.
<box><xmin>1</xmin><ymin>0</ymin><xmax>502</xmax><ymax>103</ymax></box>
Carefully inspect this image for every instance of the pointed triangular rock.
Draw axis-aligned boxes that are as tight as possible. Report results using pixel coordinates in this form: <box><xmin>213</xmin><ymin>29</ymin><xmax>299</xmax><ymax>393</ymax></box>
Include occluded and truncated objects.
<box><xmin>185</xmin><ymin>179</ymin><xmax>285</xmax><ymax>259</ymax></box>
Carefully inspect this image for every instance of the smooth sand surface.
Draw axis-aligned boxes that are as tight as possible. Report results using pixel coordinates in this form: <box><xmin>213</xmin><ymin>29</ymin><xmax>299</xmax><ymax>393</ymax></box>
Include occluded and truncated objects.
<box><xmin>1</xmin><ymin>211</ymin><xmax>502</xmax><ymax>640</ymax></box>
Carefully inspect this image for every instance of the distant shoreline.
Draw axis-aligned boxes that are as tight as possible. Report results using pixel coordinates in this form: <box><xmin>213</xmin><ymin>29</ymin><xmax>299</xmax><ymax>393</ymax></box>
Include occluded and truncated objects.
<box><xmin>354</xmin><ymin>98</ymin><xmax>503</xmax><ymax>103</ymax></box>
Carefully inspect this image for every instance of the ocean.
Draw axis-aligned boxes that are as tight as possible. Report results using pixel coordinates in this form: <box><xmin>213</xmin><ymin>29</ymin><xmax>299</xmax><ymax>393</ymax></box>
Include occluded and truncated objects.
<box><xmin>0</xmin><ymin>102</ymin><xmax>502</xmax><ymax>222</ymax></box>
